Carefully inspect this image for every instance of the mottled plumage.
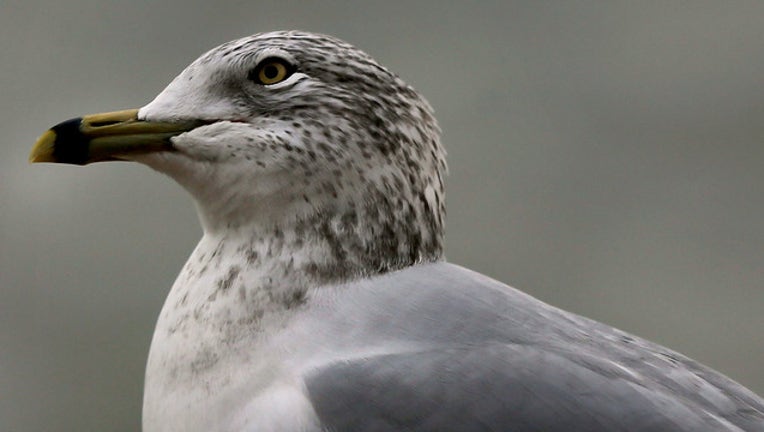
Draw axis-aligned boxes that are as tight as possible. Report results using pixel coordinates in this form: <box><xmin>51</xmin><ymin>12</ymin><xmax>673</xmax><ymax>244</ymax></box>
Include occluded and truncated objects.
<box><xmin>32</xmin><ymin>31</ymin><xmax>764</xmax><ymax>431</ymax></box>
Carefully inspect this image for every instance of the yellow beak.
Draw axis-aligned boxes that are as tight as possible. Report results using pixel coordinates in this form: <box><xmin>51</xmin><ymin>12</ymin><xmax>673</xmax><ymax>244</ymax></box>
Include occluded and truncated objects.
<box><xmin>29</xmin><ymin>109</ymin><xmax>201</xmax><ymax>165</ymax></box>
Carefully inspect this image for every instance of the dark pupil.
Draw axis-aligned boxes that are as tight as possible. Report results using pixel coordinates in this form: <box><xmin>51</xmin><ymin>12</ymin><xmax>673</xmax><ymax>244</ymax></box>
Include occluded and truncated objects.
<box><xmin>263</xmin><ymin>64</ymin><xmax>279</xmax><ymax>79</ymax></box>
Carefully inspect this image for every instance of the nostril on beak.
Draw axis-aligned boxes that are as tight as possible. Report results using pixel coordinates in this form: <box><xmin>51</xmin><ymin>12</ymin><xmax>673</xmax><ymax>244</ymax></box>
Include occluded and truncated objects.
<box><xmin>89</xmin><ymin>119</ymin><xmax>124</xmax><ymax>127</ymax></box>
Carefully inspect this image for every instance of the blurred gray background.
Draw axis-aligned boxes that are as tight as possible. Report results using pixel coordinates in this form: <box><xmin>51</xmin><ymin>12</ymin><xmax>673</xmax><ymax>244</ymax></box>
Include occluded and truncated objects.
<box><xmin>2</xmin><ymin>1</ymin><xmax>763</xmax><ymax>430</ymax></box>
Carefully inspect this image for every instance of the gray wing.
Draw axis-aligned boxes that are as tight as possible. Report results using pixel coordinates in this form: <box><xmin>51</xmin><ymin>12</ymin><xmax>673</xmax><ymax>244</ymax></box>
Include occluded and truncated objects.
<box><xmin>307</xmin><ymin>346</ymin><xmax>728</xmax><ymax>432</ymax></box>
<box><xmin>299</xmin><ymin>263</ymin><xmax>764</xmax><ymax>432</ymax></box>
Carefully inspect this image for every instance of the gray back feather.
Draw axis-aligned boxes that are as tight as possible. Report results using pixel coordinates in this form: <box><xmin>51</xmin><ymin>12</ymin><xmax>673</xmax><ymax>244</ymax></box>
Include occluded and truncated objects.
<box><xmin>301</xmin><ymin>263</ymin><xmax>764</xmax><ymax>431</ymax></box>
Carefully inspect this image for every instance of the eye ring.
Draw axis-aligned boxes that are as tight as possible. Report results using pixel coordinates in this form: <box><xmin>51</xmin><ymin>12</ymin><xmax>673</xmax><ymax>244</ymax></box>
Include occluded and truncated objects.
<box><xmin>249</xmin><ymin>57</ymin><xmax>295</xmax><ymax>85</ymax></box>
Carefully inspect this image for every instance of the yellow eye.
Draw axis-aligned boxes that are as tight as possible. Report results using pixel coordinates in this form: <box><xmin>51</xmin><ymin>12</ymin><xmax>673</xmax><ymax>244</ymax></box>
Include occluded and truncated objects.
<box><xmin>251</xmin><ymin>58</ymin><xmax>293</xmax><ymax>85</ymax></box>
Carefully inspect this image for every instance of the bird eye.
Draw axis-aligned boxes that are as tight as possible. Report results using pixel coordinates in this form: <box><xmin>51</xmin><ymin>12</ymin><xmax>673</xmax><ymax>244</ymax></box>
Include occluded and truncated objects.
<box><xmin>249</xmin><ymin>58</ymin><xmax>294</xmax><ymax>85</ymax></box>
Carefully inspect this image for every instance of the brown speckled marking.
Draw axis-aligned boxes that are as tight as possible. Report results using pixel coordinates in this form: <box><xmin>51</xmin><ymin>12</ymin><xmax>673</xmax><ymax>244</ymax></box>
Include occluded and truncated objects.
<box><xmin>216</xmin><ymin>266</ymin><xmax>241</xmax><ymax>293</ymax></box>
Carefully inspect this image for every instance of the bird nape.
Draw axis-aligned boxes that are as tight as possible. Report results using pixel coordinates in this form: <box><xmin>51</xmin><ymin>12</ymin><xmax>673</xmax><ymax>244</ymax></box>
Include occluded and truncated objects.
<box><xmin>31</xmin><ymin>30</ymin><xmax>764</xmax><ymax>432</ymax></box>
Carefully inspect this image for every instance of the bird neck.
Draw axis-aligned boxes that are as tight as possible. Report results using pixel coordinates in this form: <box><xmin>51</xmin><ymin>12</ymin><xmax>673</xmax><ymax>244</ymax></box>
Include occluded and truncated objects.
<box><xmin>155</xmin><ymin>205</ymin><xmax>442</xmax><ymax>349</ymax></box>
<box><xmin>186</xmin><ymin>170</ymin><xmax>446</xmax><ymax>289</ymax></box>
<box><xmin>194</xmin><ymin>201</ymin><xmax>443</xmax><ymax>294</ymax></box>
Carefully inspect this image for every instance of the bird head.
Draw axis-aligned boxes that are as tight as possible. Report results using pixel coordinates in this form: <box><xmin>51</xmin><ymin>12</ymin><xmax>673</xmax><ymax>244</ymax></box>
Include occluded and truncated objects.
<box><xmin>31</xmin><ymin>31</ymin><xmax>446</xmax><ymax>270</ymax></box>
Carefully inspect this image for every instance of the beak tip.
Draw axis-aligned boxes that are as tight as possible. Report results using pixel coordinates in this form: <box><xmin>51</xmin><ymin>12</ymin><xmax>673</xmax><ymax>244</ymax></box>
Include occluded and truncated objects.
<box><xmin>29</xmin><ymin>129</ymin><xmax>58</xmax><ymax>163</ymax></box>
<box><xmin>29</xmin><ymin>109</ymin><xmax>189</xmax><ymax>166</ymax></box>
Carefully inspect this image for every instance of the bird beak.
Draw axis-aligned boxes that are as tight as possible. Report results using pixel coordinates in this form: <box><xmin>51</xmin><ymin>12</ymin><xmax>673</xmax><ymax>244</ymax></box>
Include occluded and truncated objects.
<box><xmin>29</xmin><ymin>109</ymin><xmax>202</xmax><ymax>165</ymax></box>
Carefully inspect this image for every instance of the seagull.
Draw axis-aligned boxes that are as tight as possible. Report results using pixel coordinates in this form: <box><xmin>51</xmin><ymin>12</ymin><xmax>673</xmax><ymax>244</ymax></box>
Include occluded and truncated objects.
<box><xmin>30</xmin><ymin>30</ymin><xmax>763</xmax><ymax>432</ymax></box>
